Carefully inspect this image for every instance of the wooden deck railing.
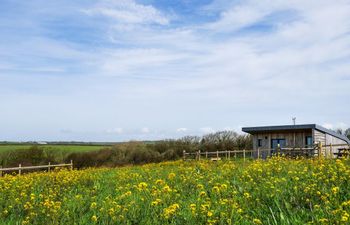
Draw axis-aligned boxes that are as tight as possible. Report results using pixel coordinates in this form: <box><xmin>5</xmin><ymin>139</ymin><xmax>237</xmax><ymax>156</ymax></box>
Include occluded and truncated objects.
<box><xmin>0</xmin><ymin>160</ymin><xmax>73</xmax><ymax>177</ymax></box>
<box><xmin>183</xmin><ymin>143</ymin><xmax>350</xmax><ymax>161</ymax></box>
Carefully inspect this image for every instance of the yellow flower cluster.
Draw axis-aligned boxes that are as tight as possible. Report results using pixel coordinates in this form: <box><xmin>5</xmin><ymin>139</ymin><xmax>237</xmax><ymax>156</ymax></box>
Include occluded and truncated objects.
<box><xmin>163</xmin><ymin>203</ymin><xmax>180</xmax><ymax>219</ymax></box>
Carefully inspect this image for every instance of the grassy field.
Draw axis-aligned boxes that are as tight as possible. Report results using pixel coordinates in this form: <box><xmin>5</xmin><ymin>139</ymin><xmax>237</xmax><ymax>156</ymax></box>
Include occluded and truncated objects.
<box><xmin>0</xmin><ymin>145</ymin><xmax>109</xmax><ymax>167</ymax></box>
<box><xmin>0</xmin><ymin>157</ymin><xmax>349</xmax><ymax>225</ymax></box>
<box><xmin>0</xmin><ymin>145</ymin><xmax>105</xmax><ymax>153</ymax></box>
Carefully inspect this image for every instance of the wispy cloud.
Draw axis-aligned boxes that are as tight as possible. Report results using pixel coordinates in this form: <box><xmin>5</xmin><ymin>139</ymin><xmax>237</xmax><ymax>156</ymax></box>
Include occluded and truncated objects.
<box><xmin>141</xmin><ymin>127</ymin><xmax>150</xmax><ymax>134</ymax></box>
<box><xmin>106</xmin><ymin>128</ymin><xmax>123</xmax><ymax>134</ymax></box>
<box><xmin>176</xmin><ymin>128</ymin><xmax>188</xmax><ymax>133</ymax></box>
<box><xmin>0</xmin><ymin>0</ymin><xmax>349</xmax><ymax>141</ymax></box>
<box><xmin>323</xmin><ymin>122</ymin><xmax>348</xmax><ymax>131</ymax></box>
<box><xmin>83</xmin><ymin>0</ymin><xmax>169</xmax><ymax>25</ymax></box>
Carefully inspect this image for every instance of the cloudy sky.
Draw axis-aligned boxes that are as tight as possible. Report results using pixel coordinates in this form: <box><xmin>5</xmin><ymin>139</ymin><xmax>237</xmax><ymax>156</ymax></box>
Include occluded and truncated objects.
<box><xmin>0</xmin><ymin>0</ymin><xmax>349</xmax><ymax>141</ymax></box>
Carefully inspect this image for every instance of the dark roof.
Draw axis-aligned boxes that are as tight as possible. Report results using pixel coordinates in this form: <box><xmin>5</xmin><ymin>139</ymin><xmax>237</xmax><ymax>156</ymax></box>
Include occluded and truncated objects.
<box><xmin>242</xmin><ymin>124</ymin><xmax>350</xmax><ymax>144</ymax></box>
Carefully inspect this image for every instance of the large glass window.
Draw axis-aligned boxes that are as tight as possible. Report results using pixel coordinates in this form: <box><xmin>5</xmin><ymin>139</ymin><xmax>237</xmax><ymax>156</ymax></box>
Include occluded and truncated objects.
<box><xmin>305</xmin><ymin>136</ymin><xmax>313</xmax><ymax>147</ymax></box>
<box><xmin>271</xmin><ymin>139</ymin><xmax>286</xmax><ymax>149</ymax></box>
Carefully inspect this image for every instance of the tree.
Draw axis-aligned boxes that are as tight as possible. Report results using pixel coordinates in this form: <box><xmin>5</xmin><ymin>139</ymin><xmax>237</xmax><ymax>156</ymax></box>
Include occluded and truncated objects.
<box><xmin>345</xmin><ymin>128</ymin><xmax>350</xmax><ymax>139</ymax></box>
<box><xmin>336</xmin><ymin>128</ymin><xmax>343</xmax><ymax>135</ymax></box>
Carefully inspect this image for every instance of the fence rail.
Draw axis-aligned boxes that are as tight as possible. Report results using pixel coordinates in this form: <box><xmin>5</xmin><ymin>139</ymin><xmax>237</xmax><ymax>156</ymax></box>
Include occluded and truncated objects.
<box><xmin>322</xmin><ymin>144</ymin><xmax>349</xmax><ymax>147</ymax></box>
<box><xmin>183</xmin><ymin>143</ymin><xmax>350</xmax><ymax>161</ymax></box>
<box><xmin>0</xmin><ymin>160</ymin><xmax>73</xmax><ymax>177</ymax></box>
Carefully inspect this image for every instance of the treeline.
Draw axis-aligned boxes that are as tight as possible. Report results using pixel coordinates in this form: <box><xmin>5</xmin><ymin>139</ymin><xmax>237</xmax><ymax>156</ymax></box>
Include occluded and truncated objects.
<box><xmin>0</xmin><ymin>131</ymin><xmax>252</xmax><ymax>169</ymax></box>
<box><xmin>336</xmin><ymin>128</ymin><xmax>350</xmax><ymax>140</ymax></box>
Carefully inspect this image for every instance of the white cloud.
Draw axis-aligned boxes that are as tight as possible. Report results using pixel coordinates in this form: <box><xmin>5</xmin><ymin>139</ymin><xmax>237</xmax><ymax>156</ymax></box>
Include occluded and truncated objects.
<box><xmin>106</xmin><ymin>128</ymin><xmax>123</xmax><ymax>134</ymax></box>
<box><xmin>322</xmin><ymin>123</ymin><xmax>334</xmax><ymax>130</ymax></box>
<box><xmin>176</xmin><ymin>128</ymin><xmax>188</xmax><ymax>132</ymax></box>
<box><xmin>1</xmin><ymin>0</ymin><xmax>350</xmax><ymax>141</ymax></box>
<box><xmin>206</xmin><ymin>5</ymin><xmax>267</xmax><ymax>32</ymax></box>
<box><xmin>141</xmin><ymin>127</ymin><xmax>150</xmax><ymax>133</ymax></box>
<box><xmin>100</xmin><ymin>48</ymin><xmax>189</xmax><ymax>77</ymax></box>
<box><xmin>84</xmin><ymin>0</ymin><xmax>169</xmax><ymax>25</ymax></box>
<box><xmin>322</xmin><ymin>122</ymin><xmax>348</xmax><ymax>131</ymax></box>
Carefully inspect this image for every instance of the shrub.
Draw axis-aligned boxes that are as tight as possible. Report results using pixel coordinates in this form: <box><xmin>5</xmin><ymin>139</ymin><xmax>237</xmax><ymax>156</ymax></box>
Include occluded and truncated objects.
<box><xmin>127</xmin><ymin>148</ymin><xmax>161</xmax><ymax>164</ymax></box>
<box><xmin>0</xmin><ymin>132</ymin><xmax>253</xmax><ymax>169</ymax></box>
<box><xmin>161</xmin><ymin>149</ymin><xmax>178</xmax><ymax>161</ymax></box>
<box><xmin>0</xmin><ymin>145</ymin><xmax>56</xmax><ymax>167</ymax></box>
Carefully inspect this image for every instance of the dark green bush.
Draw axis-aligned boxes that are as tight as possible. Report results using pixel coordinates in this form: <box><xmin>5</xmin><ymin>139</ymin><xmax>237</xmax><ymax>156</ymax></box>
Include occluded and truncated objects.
<box><xmin>127</xmin><ymin>148</ymin><xmax>161</xmax><ymax>164</ymax></box>
<box><xmin>0</xmin><ymin>132</ymin><xmax>253</xmax><ymax>169</ymax></box>
<box><xmin>0</xmin><ymin>145</ymin><xmax>58</xmax><ymax>167</ymax></box>
<box><xmin>161</xmin><ymin>149</ymin><xmax>178</xmax><ymax>161</ymax></box>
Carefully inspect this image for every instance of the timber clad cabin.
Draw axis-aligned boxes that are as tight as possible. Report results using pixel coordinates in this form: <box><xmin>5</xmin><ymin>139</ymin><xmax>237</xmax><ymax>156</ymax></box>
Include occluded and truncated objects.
<box><xmin>242</xmin><ymin>124</ymin><xmax>350</xmax><ymax>158</ymax></box>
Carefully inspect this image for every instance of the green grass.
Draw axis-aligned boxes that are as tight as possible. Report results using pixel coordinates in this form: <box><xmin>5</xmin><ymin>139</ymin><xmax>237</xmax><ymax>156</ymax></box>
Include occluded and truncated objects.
<box><xmin>0</xmin><ymin>145</ymin><xmax>109</xmax><ymax>167</ymax></box>
<box><xmin>0</xmin><ymin>145</ymin><xmax>105</xmax><ymax>153</ymax></box>
<box><xmin>0</xmin><ymin>158</ymin><xmax>349</xmax><ymax>224</ymax></box>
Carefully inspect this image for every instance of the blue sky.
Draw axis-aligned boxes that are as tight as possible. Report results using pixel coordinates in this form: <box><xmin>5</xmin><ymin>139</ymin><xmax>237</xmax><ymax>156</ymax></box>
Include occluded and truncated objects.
<box><xmin>0</xmin><ymin>0</ymin><xmax>350</xmax><ymax>141</ymax></box>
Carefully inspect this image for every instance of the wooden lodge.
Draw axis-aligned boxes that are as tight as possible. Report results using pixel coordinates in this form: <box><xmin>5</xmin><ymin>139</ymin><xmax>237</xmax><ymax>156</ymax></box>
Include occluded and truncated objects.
<box><xmin>242</xmin><ymin>124</ymin><xmax>350</xmax><ymax>158</ymax></box>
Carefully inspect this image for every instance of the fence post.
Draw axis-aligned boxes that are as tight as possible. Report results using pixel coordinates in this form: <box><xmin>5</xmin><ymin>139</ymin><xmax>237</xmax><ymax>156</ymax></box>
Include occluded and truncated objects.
<box><xmin>216</xmin><ymin>150</ymin><xmax>219</xmax><ymax>159</ymax></box>
<box><xmin>277</xmin><ymin>144</ymin><xmax>280</xmax><ymax>157</ymax></box>
<box><xmin>183</xmin><ymin>150</ymin><xmax>186</xmax><ymax>161</ymax></box>
<box><xmin>257</xmin><ymin>148</ymin><xmax>260</xmax><ymax>159</ymax></box>
<box><xmin>243</xmin><ymin>149</ymin><xmax>246</xmax><ymax>161</ymax></box>
<box><xmin>70</xmin><ymin>160</ymin><xmax>73</xmax><ymax>170</ymax></box>
<box><xmin>0</xmin><ymin>166</ymin><xmax>2</xmax><ymax>177</ymax></box>
<box><xmin>329</xmin><ymin>143</ymin><xmax>333</xmax><ymax>159</ymax></box>
<box><xmin>19</xmin><ymin>164</ymin><xmax>21</xmax><ymax>176</ymax></box>
<box><xmin>318</xmin><ymin>142</ymin><xmax>322</xmax><ymax>159</ymax></box>
<box><xmin>300</xmin><ymin>147</ymin><xmax>302</xmax><ymax>157</ymax></box>
<box><xmin>228</xmin><ymin>150</ymin><xmax>231</xmax><ymax>160</ymax></box>
<box><xmin>48</xmin><ymin>162</ymin><xmax>51</xmax><ymax>172</ymax></box>
<box><xmin>198</xmin><ymin>150</ymin><xmax>201</xmax><ymax>161</ymax></box>
<box><xmin>206</xmin><ymin>151</ymin><xmax>208</xmax><ymax>159</ymax></box>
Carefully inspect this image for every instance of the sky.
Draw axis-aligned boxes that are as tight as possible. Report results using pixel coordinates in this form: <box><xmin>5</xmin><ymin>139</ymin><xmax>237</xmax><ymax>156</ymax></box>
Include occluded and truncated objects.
<box><xmin>0</xmin><ymin>0</ymin><xmax>349</xmax><ymax>141</ymax></box>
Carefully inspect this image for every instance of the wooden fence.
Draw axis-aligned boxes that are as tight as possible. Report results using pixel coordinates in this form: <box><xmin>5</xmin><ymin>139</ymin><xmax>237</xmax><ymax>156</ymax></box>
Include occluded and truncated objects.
<box><xmin>183</xmin><ymin>143</ymin><xmax>350</xmax><ymax>161</ymax></box>
<box><xmin>183</xmin><ymin>148</ymin><xmax>316</xmax><ymax>161</ymax></box>
<box><xmin>0</xmin><ymin>160</ymin><xmax>73</xmax><ymax>177</ymax></box>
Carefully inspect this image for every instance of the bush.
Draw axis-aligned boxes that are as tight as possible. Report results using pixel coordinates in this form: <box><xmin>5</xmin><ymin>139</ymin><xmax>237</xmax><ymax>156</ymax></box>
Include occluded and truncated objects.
<box><xmin>66</xmin><ymin>148</ymin><xmax>115</xmax><ymax>169</ymax></box>
<box><xmin>0</xmin><ymin>132</ymin><xmax>253</xmax><ymax>169</ymax></box>
<box><xmin>161</xmin><ymin>149</ymin><xmax>178</xmax><ymax>161</ymax></box>
<box><xmin>127</xmin><ymin>148</ymin><xmax>161</xmax><ymax>164</ymax></box>
<box><xmin>0</xmin><ymin>145</ymin><xmax>57</xmax><ymax>167</ymax></box>
<box><xmin>66</xmin><ymin>144</ymin><xmax>162</xmax><ymax>169</ymax></box>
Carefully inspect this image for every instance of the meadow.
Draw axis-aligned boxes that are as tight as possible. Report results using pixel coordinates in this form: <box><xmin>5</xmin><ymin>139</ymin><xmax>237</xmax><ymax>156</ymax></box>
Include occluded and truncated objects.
<box><xmin>0</xmin><ymin>145</ymin><xmax>104</xmax><ymax>153</ymax></box>
<box><xmin>0</xmin><ymin>144</ymin><xmax>109</xmax><ymax>168</ymax></box>
<box><xmin>0</xmin><ymin>157</ymin><xmax>349</xmax><ymax>225</ymax></box>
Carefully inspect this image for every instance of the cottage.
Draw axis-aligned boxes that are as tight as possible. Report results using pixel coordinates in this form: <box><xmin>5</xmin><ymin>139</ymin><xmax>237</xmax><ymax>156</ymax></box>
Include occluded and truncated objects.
<box><xmin>242</xmin><ymin>124</ymin><xmax>350</xmax><ymax>158</ymax></box>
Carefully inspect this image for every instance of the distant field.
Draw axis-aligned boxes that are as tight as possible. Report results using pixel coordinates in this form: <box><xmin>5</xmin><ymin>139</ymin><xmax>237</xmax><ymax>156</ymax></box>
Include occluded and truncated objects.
<box><xmin>0</xmin><ymin>144</ymin><xmax>105</xmax><ymax>153</ymax></box>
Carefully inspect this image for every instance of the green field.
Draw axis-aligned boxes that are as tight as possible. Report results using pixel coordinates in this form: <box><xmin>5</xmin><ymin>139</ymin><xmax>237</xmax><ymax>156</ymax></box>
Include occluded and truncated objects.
<box><xmin>0</xmin><ymin>145</ymin><xmax>105</xmax><ymax>153</ymax></box>
<box><xmin>0</xmin><ymin>157</ymin><xmax>349</xmax><ymax>224</ymax></box>
<box><xmin>0</xmin><ymin>145</ymin><xmax>109</xmax><ymax>167</ymax></box>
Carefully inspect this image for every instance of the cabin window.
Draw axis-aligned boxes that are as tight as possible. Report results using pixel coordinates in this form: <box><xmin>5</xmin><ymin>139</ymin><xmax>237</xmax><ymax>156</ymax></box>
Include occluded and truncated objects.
<box><xmin>271</xmin><ymin>139</ymin><xmax>286</xmax><ymax>149</ymax></box>
<box><xmin>258</xmin><ymin>139</ymin><xmax>262</xmax><ymax>147</ymax></box>
<box><xmin>305</xmin><ymin>136</ymin><xmax>313</xmax><ymax>147</ymax></box>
